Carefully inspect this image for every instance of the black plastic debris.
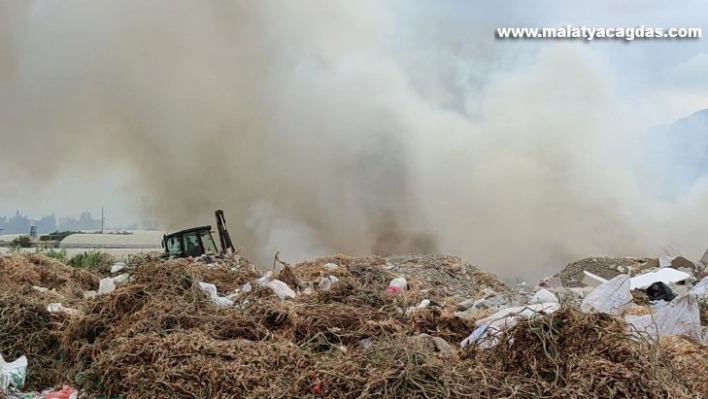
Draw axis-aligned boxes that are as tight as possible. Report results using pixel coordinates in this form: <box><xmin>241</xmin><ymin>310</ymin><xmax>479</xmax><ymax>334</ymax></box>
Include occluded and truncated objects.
<box><xmin>645</xmin><ymin>281</ymin><xmax>676</xmax><ymax>302</ymax></box>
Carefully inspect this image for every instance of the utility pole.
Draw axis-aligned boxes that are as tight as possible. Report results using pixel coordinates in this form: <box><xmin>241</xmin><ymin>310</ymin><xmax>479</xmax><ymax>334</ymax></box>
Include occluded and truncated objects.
<box><xmin>101</xmin><ymin>206</ymin><xmax>105</xmax><ymax>234</ymax></box>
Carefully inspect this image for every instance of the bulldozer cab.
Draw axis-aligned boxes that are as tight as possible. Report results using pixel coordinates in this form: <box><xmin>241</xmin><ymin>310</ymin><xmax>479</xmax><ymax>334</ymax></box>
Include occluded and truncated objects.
<box><xmin>160</xmin><ymin>210</ymin><xmax>235</xmax><ymax>259</ymax></box>
<box><xmin>162</xmin><ymin>226</ymin><xmax>219</xmax><ymax>258</ymax></box>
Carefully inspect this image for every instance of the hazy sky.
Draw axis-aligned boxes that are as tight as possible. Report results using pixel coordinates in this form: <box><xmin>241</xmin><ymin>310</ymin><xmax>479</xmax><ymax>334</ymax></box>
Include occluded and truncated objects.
<box><xmin>1</xmin><ymin>0</ymin><xmax>708</xmax><ymax>277</ymax></box>
<box><xmin>3</xmin><ymin>0</ymin><xmax>706</xmax><ymax>224</ymax></box>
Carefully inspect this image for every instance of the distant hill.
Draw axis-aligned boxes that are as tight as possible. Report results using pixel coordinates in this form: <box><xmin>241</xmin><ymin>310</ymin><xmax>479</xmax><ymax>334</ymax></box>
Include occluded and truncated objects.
<box><xmin>641</xmin><ymin>109</ymin><xmax>708</xmax><ymax>197</ymax></box>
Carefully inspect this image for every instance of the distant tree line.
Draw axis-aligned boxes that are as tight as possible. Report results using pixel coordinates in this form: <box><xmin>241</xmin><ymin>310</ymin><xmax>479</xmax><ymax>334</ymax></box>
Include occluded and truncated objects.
<box><xmin>0</xmin><ymin>211</ymin><xmax>139</xmax><ymax>234</ymax></box>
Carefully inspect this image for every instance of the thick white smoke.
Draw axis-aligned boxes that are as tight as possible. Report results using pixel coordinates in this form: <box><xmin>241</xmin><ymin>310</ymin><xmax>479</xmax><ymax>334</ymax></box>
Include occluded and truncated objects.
<box><xmin>1</xmin><ymin>1</ymin><xmax>707</xmax><ymax>280</ymax></box>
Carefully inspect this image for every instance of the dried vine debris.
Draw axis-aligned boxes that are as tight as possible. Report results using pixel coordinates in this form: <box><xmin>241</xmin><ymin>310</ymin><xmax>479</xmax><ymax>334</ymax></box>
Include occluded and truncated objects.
<box><xmin>0</xmin><ymin>254</ymin><xmax>705</xmax><ymax>398</ymax></box>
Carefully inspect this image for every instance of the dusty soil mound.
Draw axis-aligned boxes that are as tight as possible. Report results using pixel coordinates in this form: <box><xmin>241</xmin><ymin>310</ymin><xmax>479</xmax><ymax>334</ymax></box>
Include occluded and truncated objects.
<box><xmin>555</xmin><ymin>256</ymin><xmax>708</xmax><ymax>288</ymax></box>
<box><xmin>553</xmin><ymin>257</ymin><xmax>658</xmax><ymax>287</ymax></box>
<box><xmin>289</xmin><ymin>253</ymin><xmax>508</xmax><ymax>302</ymax></box>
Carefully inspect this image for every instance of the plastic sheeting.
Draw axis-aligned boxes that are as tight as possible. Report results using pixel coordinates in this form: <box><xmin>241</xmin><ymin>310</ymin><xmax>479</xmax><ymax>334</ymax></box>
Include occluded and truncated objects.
<box><xmin>580</xmin><ymin>275</ymin><xmax>632</xmax><ymax>316</ymax></box>
<box><xmin>198</xmin><ymin>282</ymin><xmax>234</xmax><ymax>307</ymax></box>
<box><xmin>460</xmin><ymin>303</ymin><xmax>560</xmax><ymax>348</ymax></box>
<box><xmin>0</xmin><ymin>354</ymin><xmax>26</xmax><ymax>391</ymax></box>
<box><xmin>625</xmin><ymin>293</ymin><xmax>704</xmax><ymax>344</ymax></box>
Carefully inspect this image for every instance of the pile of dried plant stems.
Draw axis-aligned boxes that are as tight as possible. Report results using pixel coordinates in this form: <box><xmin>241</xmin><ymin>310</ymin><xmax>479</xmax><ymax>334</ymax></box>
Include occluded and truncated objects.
<box><xmin>0</xmin><ymin>254</ymin><xmax>706</xmax><ymax>398</ymax></box>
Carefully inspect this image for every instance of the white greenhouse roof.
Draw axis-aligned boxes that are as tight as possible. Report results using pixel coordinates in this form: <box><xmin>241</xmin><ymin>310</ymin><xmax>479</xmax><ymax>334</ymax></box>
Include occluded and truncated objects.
<box><xmin>59</xmin><ymin>231</ymin><xmax>166</xmax><ymax>248</ymax></box>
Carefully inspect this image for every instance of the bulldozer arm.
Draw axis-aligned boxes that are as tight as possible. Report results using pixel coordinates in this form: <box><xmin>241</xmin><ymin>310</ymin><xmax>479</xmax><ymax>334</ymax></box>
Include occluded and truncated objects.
<box><xmin>215</xmin><ymin>209</ymin><xmax>235</xmax><ymax>255</ymax></box>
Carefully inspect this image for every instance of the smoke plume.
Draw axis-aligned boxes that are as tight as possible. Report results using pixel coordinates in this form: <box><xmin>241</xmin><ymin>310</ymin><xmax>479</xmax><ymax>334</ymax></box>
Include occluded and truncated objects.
<box><xmin>1</xmin><ymin>0</ymin><xmax>707</xmax><ymax>281</ymax></box>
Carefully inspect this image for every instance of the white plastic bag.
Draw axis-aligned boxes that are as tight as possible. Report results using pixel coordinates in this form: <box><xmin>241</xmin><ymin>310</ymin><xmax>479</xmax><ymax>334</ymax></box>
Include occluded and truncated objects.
<box><xmin>198</xmin><ymin>282</ymin><xmax>234</xmax><ymax>307</ymax></box>
<box><xmin>389</xmin><ymin>277</ymin><xmax>407</xmax><ymax>290</ymax></box>
<box><xmin>625</xmin><ymin>293</ymin><xmax>704</xmax><ymax>343</ymax></box>
<box><xmin>461</xmin><ymin>324</ymin><xmax>490</xmax><ymax>348</ymax></box>
<box><xmin>317</xmin><ymin>275</ymin><xmax>340</xmax><ymax>292</ymax></box>
<box><xmin>318</xmin><ymin>277</ymin><xmax>332</xmax><ymax>292</ymax></box>
<box><xmin>529</xmin><ymin>288</ymin><xmax>558</xmax><ymax>304</ymax></box>
<box><xmin>267</xmin><ymin>279</ymin><xmax>296</xmax><ymax>299</ymax></box>
<box><xmin>112</xmin><ymin>274</ymin><xmax>129</xmax><ymax>287</ymax></box>
<box><xmin>0</xmin><ymin>353</ymin><xmax>27</xmax><ymax>390</ymax></box>
<box><xmin>257</xmin><ymin>271</ymin><xmax>274</xmax><ymax>287</ymax></box>
<box><xmin>110</xmin><ymin>262</ymin><xmax>127</xmax><ymax>274</ymax></box>
<box><xmin>47</xmin><ymin>303</ymin><xmax>79</xmax><ymax>317</ymax></box>
<box><xmin>580</xmin><ymin>274</ymin><xmax>632</xmax><ymax>316</ymax></box>
<box><xmin>461</xmin><ymin>303</ymin><xmax>560</xmax><ymax>349</ymax></box>
<box><xmin>405</xmin><ymin>299</ymin><xmax>432</xmax><ymax>316</ymax></box>
<box><xmin>212</xmin><ymin>296</ymin><xmax>234</xmax><ymax>307</ymax></box>
<box><xmin>241</xmin><ymin>282</ymin><xmax>252</xmax><ymax>293</ymax></box>
<box><xmin>199</xmin><ymin>282</ymin><xmax>218</xmax><ymax>298</ymax></box>
<box><xmin>324</xmin><ymin>263</ymin><xmax>339</xmax><ymax>270</ymax></box>
<box><xmin>98</xmin><ymin>278</ymin><xmax>116</xmax><ymax>295</ymax></box>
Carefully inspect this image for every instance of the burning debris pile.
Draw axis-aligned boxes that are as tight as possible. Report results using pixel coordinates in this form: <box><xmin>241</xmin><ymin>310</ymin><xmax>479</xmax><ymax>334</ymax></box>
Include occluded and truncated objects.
<box><xmin>0</xmin><ymin>252</ymin><xmax>707</xmax><ymax>398</ymax></box>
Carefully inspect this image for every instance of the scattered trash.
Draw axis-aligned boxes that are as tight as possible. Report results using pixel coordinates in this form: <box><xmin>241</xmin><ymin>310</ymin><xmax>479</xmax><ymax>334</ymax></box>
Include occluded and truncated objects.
<box><xmin>388</xmin><ymin>277</ymin><xmax>407</xmax><ymax>291</ymax></box>
<box><xmin>97</xmin><ymin>278</ymin><xmax>116</xmax><ymax>295</ymax></box>
<box><xmin>198</xmin><ymin>282</ymin><xmax>234</xmax><ymax>307</ymax></box>
<box><xmin>529</xmin><ymin>288</ymin><xmax>558</xmax><ymax>304</ymax></box>
<box><xmin>1</xmin><ymin>251</ymin><xmax>707</xmax><ymax>397</ymax></box>
<box><xmin>318</xmin><ymin>276</ymin><xmax>332</xmax><ymax>292</ymax></box>
<box><xmin>645</xmin><ymin>281</ymin><xmax>676</xmax><ymax>302</ymax></box>
<box><xmin>112</xmin><ymin>274</ymin><xmax>130</xmax><ymax>287</ymax></box>
<box><xmin>630</xmin><ymin>267</ymin><xmax>692</xmax><ymax>290</ymax></box>
<box><xmin>385</xmin><ymin>286</ymin><xmax>403</xmax><ymax>294</ymax></box>
<box><xmin>267</xmin><ymin>279</ymin><xmax>296</xmax><ymax>299</ymax></box>
<box><xmin>110</xmin><ymin>262</ymin><xmax>127</xmax><ymax>274</ymax></box>
<box><xmin>46</xmin><ymin>303</ymin><xmax>79</xmax><ymax>317</ymax></box>
<box><xmin>461</xmin><ymin>303</ymin><xmax>561</xmax><ymax>348</ymax></box>
<box><xmin>257</xmin><ymin>271</ymin><xmax>274</xmax><ymax>287</ymax></box>
<box><xmin>580</xmin><ymin>275</ymin><xmax>632</xmax><ymax>316</ymax></box>
<box><xmin>44</xmin><ymin>385</ymin><xmax>79</xmax><ymax>399</ymax></box>
<box><xmin>625</xmin><ymin>293</ymin><xmax>704</xmax><ymax>344</ymax></box>
<box><xmin>97</xmin><ymin>274</ymin><xmax>131</xmax><ymax>295</ymax></box>
<box><xmin>460</xmin><ymin>324</ymin><xmax>489</xmax><ymax>348</ymax></box>
<box><xmin>404</xmin><ymin>299</ymin><xmax>431</xmax><ymax>316</ymax></box>
<box><xmin>317</xmin><ymin>276</ymin><xmax>339</xmax><ymax>292</ymax></box>
<box><xmin>0</xmin><ymin>353</ymin><xmax>27</xmax><ymax>391</ymax></box>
